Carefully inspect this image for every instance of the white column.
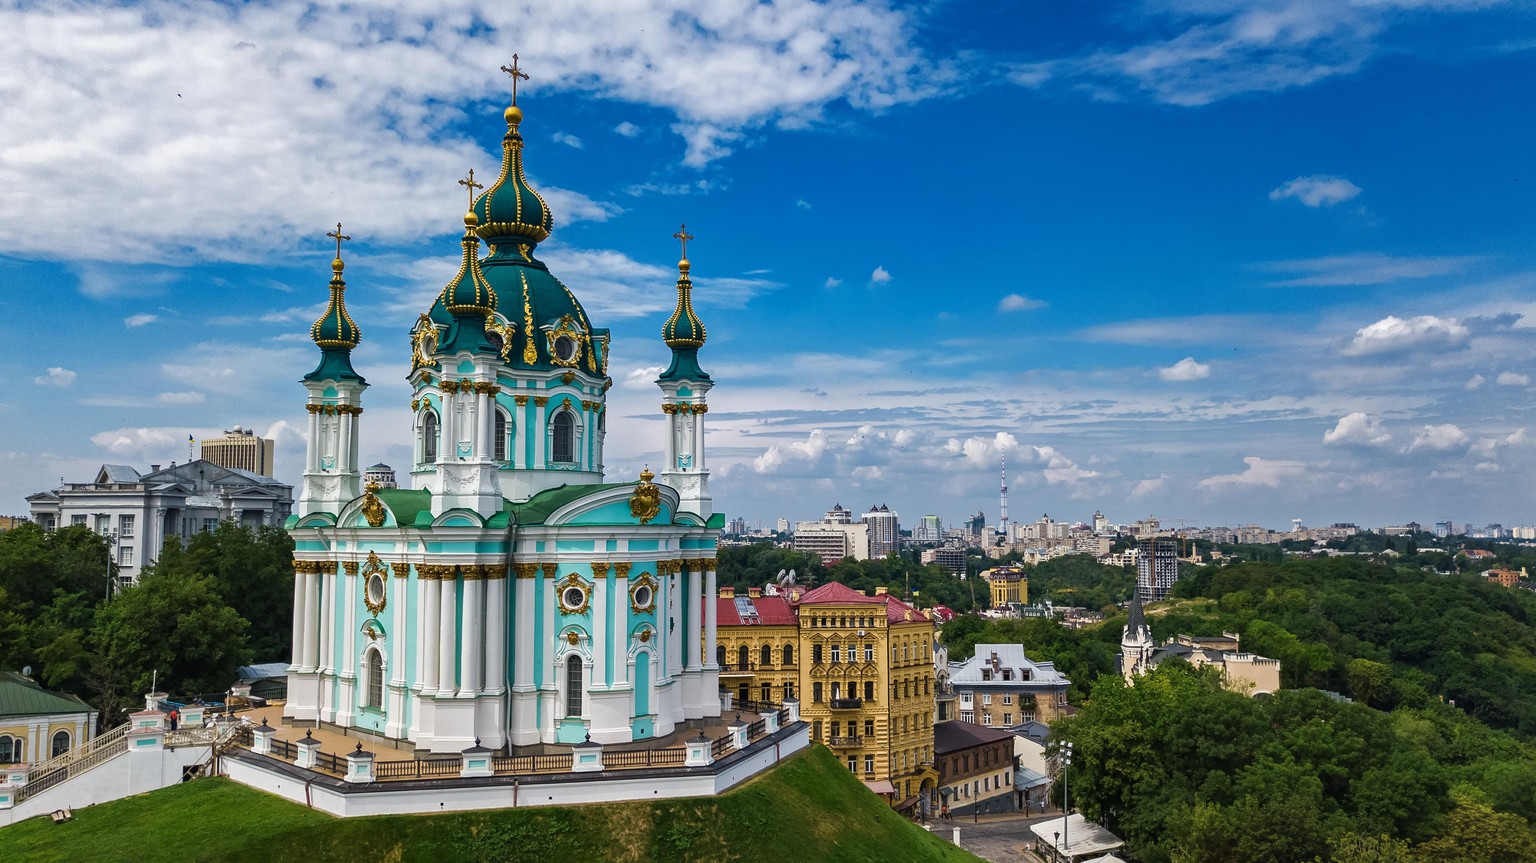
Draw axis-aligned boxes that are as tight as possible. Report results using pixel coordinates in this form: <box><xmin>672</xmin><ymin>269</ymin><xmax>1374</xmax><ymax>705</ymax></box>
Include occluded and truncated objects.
<box><xmin>486</xmin><ymin>574</ymin><xmax>508</xmax><ymax>692</ymax></box>
<box><xmin>694</xmin><ymin>407</ymin><xmax>707</xmax><ymax>470</ymax></box>
<box><xmin>290</xmin><ymin>568</ymin><xmax>306</xmax><ymax>670</ymax></box>
<box><xmin>532</xmin><ymin>402</ymin><xmax>547</xmax><ymax>469</ymax></box>
<box><xmin>391</xmin><ymin>566</ymin><xmax>408</xmax><ymax>685</ymax></box>
<box><xmin>480</xmin><ymin>392</ymin><xmax>493</xmax><ymax>459</ymax></box>
<box><xmin>342</xmin><ymin>567</ymin><xmax>357</xmax><ymax>675</ymax></box>
<box><xmin>439</xmin><ymin>573</ymin><xmax>459</xmax><ymax>694</ymax></box>
<box><xmin>339</xmin><ymin>410</ymin><xmax>352</xmax><ymax>472</ymax></box>
<box><xmin>705</xmin><ymin>564</ymin><xmax>718</xmax><ymax>669</ymax></box>
<box><xmin>421</xmin><ymin>575</ymin><xmax>441</xmax><ymax>694</ymax></box>
<box><xmin>664</xmin><ymin>407</ymin><xmax>677</xmax><ymax>469</ymax></box>
<box><xmin>685</xmin><ymin>564</ymin><xmax>702</xmax><ymax>671</ymax></box>
<box><xmin>667</xmin><ymin>571</ymin><xmax>682</xmax><ymax>676</ymax></box>
<box><xmin>514</xmin><ymin>575</ymin><xmax>534</xmax><ymax>688</ymax></box>
<box><xmin>512</xmin><ymin>400</ymin><xmax>525</xmax><ymax>469</ymax></box>
<box><xmin>592</xmin><ymin>575</ymin><xmax>607</xmax><ymax>688</ymax></box>
<box><xmin>462</xmin><ymin>573</ymin><xmax>484</xmax><ymax>694</ymax></box>
<box><xmin>320</xmin><ymin>571</ymin><xmax>334</xmax><ymax>674</ymax></box>
<box><xmin>306</xmin><ymin>408</ymin><xmax>319</xmax><ymax>471</ymax></box>
<box><xmin>304</xmin><ymin>572</ymin><xmax>321</xmax><ymax>670</ymax></box>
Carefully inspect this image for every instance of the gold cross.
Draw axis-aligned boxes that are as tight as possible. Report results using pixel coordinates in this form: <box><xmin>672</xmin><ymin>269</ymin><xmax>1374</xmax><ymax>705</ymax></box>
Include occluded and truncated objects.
<box><xmin>673</xmin><ymin>223</ymin><xmax>694</xmax><ymax>259</ymax></box>
<box><xmin>458</xmin><ymin>169</ymin><xmax>483</xmax><ymax>210</ymax></box>
<box><xmin>500</xmin><ymin>54</ymin><xmax>529</xmax><ymax>105</ymax></box>
<box><xmin>327</xmin><ymin>222</ymin><xmax>351</xmax><ymax>260</ymax></box>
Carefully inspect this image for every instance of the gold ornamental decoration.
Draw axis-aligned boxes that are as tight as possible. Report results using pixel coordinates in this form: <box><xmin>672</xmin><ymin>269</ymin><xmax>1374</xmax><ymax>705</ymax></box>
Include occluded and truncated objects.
<box><xmin>628</xmin><ymin>467</ymin><xmax>661</xmax><ymax>525</ymax></box>
<box><xmin>556</xmin><ymin>573</ymin><xmax>591</xmax><ymax>616</ymax></box>
<box><xmin>362</xmin><ymin>552</ymin><xmax>388</xmax><ymax>616</ymax></box>
<box><xmin>360</xmin><ymin>481</ymin><xmax>386</xmax><ymax>527</ymax></box>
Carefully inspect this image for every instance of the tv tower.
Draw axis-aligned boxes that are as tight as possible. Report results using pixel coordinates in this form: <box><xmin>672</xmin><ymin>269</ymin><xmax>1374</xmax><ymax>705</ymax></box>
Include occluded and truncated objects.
<box><xmin>999</xmin><ymin>453</ymin><xmax>1009</xmax><ymax>540</ymax></box>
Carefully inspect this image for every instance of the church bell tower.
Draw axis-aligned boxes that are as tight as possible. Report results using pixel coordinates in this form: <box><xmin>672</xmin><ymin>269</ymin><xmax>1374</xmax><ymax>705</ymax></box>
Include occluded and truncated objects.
<box><xmin>656</xmin><ymin>225</ymin><xmax>712</xmax><ymax>520</ymax></box>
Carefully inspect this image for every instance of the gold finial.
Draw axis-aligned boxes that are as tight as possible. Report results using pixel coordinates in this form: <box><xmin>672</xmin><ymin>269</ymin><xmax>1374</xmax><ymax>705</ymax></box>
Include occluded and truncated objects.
<box><xmin>459</xmin><ymin>169</ymin><xmax>483</xmax><ymax>210</ymax></box>
<box><xmin>640</xmin><ymin>465</ymin><xmax>655</xmax><ymax>483</ymax></box>
<box><xmin>672</xmin><ymin>223</ymin><xmax>694</xmax><ymax>260</ymax></box>
<box><xmin>327</xmin><ymin>222</ymin><xmax>352</xmax><ymax>272</ymax></box>
<box><xmin>500</xmin><ymin>54</ymin><xmax>529</xmax><ymax>106</ymax></box>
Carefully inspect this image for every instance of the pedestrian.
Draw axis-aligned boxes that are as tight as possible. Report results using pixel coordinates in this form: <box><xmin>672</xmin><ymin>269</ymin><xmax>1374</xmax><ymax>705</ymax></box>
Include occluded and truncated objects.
<box><xmin>169</xmin><ymin>708</ymin><xmax>179</xmax><ymax>730</ymax></box>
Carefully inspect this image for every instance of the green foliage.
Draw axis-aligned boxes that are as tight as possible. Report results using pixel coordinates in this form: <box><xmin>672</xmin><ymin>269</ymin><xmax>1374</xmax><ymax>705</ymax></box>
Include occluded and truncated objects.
<box><xmin>152</xmin><ymin>522</ymin><xmax>295</xmax><ymax>660</ymax></box>
<box><xmin>717</xmin><ymin>542</ymin><xmax>984</xmax><ymax>612</ymax></box>
<box><xmin>93</xmin><ymin>568</ymin><xmax>252</xmax><ymax>697</ymax></box>
<box><xmin>0</xmin><ymin>747</ymin><xmax>985</xmax><ymax>863</ymax></box>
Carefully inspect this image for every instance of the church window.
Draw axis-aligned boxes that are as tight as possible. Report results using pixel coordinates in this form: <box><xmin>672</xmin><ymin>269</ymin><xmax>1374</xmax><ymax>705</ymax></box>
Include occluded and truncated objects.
<box><xmin>782</xmin><ymin>644</ymin><xmax>794</xmax><ymax>666</ymax></box>
<box><xmin>738</xmin><ymin>645</ymin><xmax>750</xmax><ymax>669</ymax></box>
<box><xmin>493</xmin><ymin>410</ymin><xmax>509</xmax><ymax>462</ymax></box>
<box><xmin>553</xmin><ymin>334</ymin><xmax>579</xmax><ymax>364</ymax></box>
<box><xmin>760</xmin><ymin>644</ymin><xmax>772</xmax><ymax>668</ymax></box>
<box><xmin>0</xmin><ymin>735</ymin><xmax>20</xmax><ymax>763</ymax></box>
<box><xmin>552</xmin><ymin>411</ymin><xmax>575</xmax><ymax>463</ymax></box>
<box><xmin>565</xmin><ymin>654</ymin><xmax>583</xmax><ymax>717</ymax></box>
<box><xmin>422</xmin><ymin>411</ymin><xmax>439</xmax><ymax>462</ymax></box>
<box><xmin>365</xmin><ymin>650</ymin><xmax>384</xmax><ymax>709</ymax></box>
<box><xmin>51</xmin><ymin>730</ymin><xmax>70</xmax><ymax>758</ymax></box>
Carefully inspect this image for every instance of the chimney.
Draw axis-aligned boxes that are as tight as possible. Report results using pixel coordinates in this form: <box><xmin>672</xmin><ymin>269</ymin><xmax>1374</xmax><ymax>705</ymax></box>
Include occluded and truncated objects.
<box><xmin>719</xmin><ymin>586</ymin><xmax>736</xmax><ymax>599</ymax></box>
<box><xmin>150</xmin><ymin>464</ymin><xmax>160</xmax><ymax>472</ymax></box>
<box><xmin>874</xmin><ymin>586</ymin><xmax>889</xmax><ymax>596</ymax></box>
<box><xmin>747</xmin><ymin>587</ymin><xmax>761</xmax><ymax>598</ymax></box>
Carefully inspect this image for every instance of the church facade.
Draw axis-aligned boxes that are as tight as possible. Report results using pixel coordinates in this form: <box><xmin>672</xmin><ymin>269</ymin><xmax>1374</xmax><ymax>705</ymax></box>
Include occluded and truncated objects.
<box><xmin>284</xmin><ymin>80</ymin><xmax>722</xmax><ymax>753</ymax></box>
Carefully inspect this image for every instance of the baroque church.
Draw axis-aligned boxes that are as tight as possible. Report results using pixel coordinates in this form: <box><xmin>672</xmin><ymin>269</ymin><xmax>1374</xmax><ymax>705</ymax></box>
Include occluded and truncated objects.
<box><xmin>284</xmin><ymin>71</ymin><xmax>723</xmax><ymax>753</ymax></box>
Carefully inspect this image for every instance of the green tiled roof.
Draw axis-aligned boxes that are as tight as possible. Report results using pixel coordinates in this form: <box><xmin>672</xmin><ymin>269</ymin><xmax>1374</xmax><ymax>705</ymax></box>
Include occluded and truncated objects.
<box><xmin>0</xmin><ymin>671</ymin><xmax>94</xmax><ymax>717</ymax></box>
<box><xmin>509</xmin><ymin>483</ymin><xmax>631</xmax><ymax>525</ymax></box>
<box><xmin>373</xmin><ymin>488</ymin><xmax>434</xmax><ymax>526</ymax></box>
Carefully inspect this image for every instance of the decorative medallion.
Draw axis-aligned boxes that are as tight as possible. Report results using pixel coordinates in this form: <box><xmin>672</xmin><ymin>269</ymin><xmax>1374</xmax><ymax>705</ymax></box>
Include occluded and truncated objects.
<box><xmin>566</xmin><ymin>630</ymin><xmax>581</xmax><ymax>646</ymax></box>
<box><xmin>362</xmin><ymin>552</ymin><xmax>387</xmax><ymax>616</ymax></box>
<box><xmin>628</xmin><ymin>467</ymin><xmax>661</xmax><ymax>525</ymax></box>
<box><xmin>560</xmin><ymin>371</ymin><xmax>576</xmax><ymax>385</ymax></box>
<box><xmin>484</xmin><ymin>314</ymin><xmax>517</xmax><ymax>362</ymax></box>
<box><xmin>360</xmin><ymin>481</ymin><xmax>386</xmax><ymax>527</ymax></box>
<box><xmin>410</xmin><ymin>313</ymin><xmax>441</xmax><ymax>371</ymax></box>
<box><xmin>638</xmin><ymin>629</ymin><xmax>652</xmax><ymax>643</ymax></box>
<box><xmin>556</xmin><ymin>573</ymin><xmax>591</xmax><ymax>615</ymax></box>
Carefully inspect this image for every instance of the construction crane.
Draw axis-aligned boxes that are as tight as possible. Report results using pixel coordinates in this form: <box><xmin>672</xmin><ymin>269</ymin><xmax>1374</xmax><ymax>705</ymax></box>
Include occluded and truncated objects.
<box><xmin>1152</xmin><ymin>516</ymin><xmax>1197</xmax><ymax>558</ymax></box>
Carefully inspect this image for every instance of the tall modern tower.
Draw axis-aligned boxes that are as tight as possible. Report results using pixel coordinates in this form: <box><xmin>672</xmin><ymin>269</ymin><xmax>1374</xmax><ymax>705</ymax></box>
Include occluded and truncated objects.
<box><xmin>998</xmin><ymin>454</ymin><xmax>1009</xmax><ymax>542</ymax></box>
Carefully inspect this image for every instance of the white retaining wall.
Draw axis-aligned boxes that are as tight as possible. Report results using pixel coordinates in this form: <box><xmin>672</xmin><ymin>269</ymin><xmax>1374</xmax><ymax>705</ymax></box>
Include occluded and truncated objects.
<box><xmin>221</xmin><ymin>725</ymin><xmax>810</xmax><ymax>818</ymax></box>
<box><xmin>0</xmin><ymin>745</ymin><xmax>212</xmax><ymax>826</ymax></box>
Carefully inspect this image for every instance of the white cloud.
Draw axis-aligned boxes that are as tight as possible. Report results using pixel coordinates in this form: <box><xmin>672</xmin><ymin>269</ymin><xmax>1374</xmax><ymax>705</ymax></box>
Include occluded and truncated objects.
<box><xmin>0</xmin><ymin>0</ymin><xmax>933</xmax><ymax>262</ymax></box>
<box><xmin>1268</xmin><ymin>174</ymin><xmax>1362</xmax><ymax>207</ymax></box>
<box><xmin>1032</xmin><ymin>445</ymin><xmax>1099</xmax><ymax>486</ymax></box>
<box><xmin>823</xmin><ymin>277</ymin><xmax>842</xmax><ymax>289</ymax></box>
<box><xmin>1198</xmin><ymin>456</ymin><xmax>1307</xmax><ymax>489</ymax></box>
<box><xmin>1265</xmin><ymin>253</ymin><xmax>1475</xmax><ymax>287</ymax></box>
<box><xmin>753</xmin><ymin>429</ymin><xmax>830</xmax><ymax>474</ymax></box>
<box><xmin>944</xmin><ymin>432</ymin><xmax>1018</xmax><ymax>468</ymax></box>
<box><xmin>123</xmin><ymin>313</ymin><xmax>159</xmax><ymax>328</ymax></box>
<box><xmin>33</xmin><ymin>367</ymin><xmax>76</xmax><ymax>388</ymax></box>
<box><xmin>1340</xmin><ymin>314</ymin><xmax>1470</xmax><ymax>357</ymax></box>
<box><xmin>1465</xmin><ymin>374</ymin><xmax>1486</xmax><ymax>390</ymax></box>
<box><xmin>90</xmin><ymin>426</ymin><xmax>194</xmax><ymax>457</ymax></box>
<box><xmin>1471</xmin><ymin>428</ymin><xmax>1526</xmax><ymax>458</ymax></box>
<box><xmin>1131</xmin><ymin>475</ymin><xmax>1167</xmax><ymax>498</ymax></box>
<box><xmin>551</xmin><ymin>131</ymin><xmax>583</xmax><ymax>149</ymax></box>
<box><xmin>1323</xmin><ymin>412</ymin><xmax>1391</xmax><ymax>447</ymax></box>
<box><xmin>613</xmin><ymin>121</ymin><xmax>641</xmax><ymax>137</ymax></box>
<box><xmin>997</xmin><ymin>293</ymin><xmax>1047</xmax><ymax>313</ymax></box>
<box><xmin>155</xmin><ymin>391</ymin><xmax>206</xmax><ymax>405</ymax></box>
<box><xmin>1407</xmin><ymin>424</ymin><xmax>1469</xmax><ymax>452</ymax></box>
<box><xmin>869</xmin><ymin>266</ymin><xmax>892</xmax><ymax>286</ymax></box>
<box><xmin>796</xmin><ymin>199</ymin><xmax>812</xmax><ymax>210</ymax></box>
<box><xmin>1497</xmin><ymin>371</ymin><xmax>1530</xmax><ymax>386</ymax></box>
<box><xmin>1158</xmin><ymin>357</ymin><xmax>1211</xmax><ymax>382</ymax></box>
<box><xmin>623</xmin><ymin>366</ymin><xmax>665</xmax><ymax>390</ymax></box>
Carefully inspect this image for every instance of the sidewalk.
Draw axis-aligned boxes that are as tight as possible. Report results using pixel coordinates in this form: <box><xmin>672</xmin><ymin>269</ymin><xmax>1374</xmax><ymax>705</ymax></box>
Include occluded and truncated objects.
<box><xmin>919</xmin><ymin>809</ymin><xmax>1066</xmax><ymax>863</ymax></box>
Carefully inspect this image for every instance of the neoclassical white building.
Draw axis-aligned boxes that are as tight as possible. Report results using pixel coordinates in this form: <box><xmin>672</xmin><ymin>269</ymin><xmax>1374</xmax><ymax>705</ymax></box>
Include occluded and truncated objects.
<box><xmin>284</xmin><ymin>84</ymin><xmax>722</xmax><ymax>753</ymax></box>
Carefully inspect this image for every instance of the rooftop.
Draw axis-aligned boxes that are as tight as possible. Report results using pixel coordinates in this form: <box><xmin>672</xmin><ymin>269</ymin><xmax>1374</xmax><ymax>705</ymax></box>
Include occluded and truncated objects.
<box><xmin>933</xmin><ymin>720</ymin><xmax>1015</xmax><ymax>754</ymax></box>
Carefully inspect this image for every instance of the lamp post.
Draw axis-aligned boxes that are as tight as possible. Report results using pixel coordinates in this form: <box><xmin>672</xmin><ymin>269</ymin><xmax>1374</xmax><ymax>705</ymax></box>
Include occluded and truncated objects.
<box><xmin>1053</xmin><ymin>831</ymin><xmax>1061</xmax><ymax>863</ymax></box>
<box><xmin>1061</xmin><ymin>741</ymin><xmax>1074</xmax><ymax>863</ymax></box>
<box><xmin>94</xmin><ymin>515</ymin><xmax>118</xmax><ymax>602</ymax></box>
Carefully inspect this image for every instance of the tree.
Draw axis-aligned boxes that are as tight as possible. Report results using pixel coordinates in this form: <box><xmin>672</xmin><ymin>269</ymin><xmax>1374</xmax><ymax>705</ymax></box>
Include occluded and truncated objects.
<box><xmin>92</xmin><ymin>569</ymin><xmax>252</xmax><ymax>705</ymax></box>
<box><xmin>1415</xmin><ymin>793</ymin><xmax>1536</xmax><ymax>863</ymax></box>
<box><xmin>153</xmin><ymin>522</ymin><xmax>295</xmax><ymax>661</ymax></box>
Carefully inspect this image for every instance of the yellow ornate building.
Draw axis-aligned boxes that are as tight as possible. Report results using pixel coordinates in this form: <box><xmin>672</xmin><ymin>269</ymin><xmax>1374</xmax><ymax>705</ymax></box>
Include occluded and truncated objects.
<box><xmin>983</xmin><ymin>565</ymin><xmax>1028</xmax><ymax>608</ymax></box>
<box><xmin>716</xmin><ymin>582</ymin><xmax>940</xmax><ymax>813</ymax></box>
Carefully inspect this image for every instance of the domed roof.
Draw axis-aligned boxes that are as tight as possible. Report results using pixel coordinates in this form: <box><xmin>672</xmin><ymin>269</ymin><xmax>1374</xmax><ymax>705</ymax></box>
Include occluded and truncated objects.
<box><xmin>311</xmin><ymin>257</ymin><xmax>360</xmax><ymax>349</ymax></box>
<box><xmin>441</xmin><ymin>215</ymin><xmax>497</xmax><ymax>316</ymax></box>
<box><xmin>662</xmin><ymin>257</ymin><xmax>706</xmax><ymax>350</ymax></box>
<box><xmin>471</xmin><ymin>105</ymin><xmax>553</xmax><ymax>246</ymax></box>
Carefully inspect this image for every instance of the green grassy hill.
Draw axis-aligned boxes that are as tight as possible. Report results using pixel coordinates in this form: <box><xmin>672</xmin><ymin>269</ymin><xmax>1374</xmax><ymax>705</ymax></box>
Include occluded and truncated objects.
<box><xmin>1</xmin><ymin>746</ymin><xmax>982</xmax><ymax>863</ymax></box>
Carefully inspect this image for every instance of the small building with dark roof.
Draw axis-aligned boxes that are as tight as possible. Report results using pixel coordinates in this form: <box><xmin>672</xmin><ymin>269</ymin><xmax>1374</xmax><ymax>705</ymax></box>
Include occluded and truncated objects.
<box><xmin>934</xmin><ymin>720</ymin><xmax>1018</xmax><ymax>816</ymax></box>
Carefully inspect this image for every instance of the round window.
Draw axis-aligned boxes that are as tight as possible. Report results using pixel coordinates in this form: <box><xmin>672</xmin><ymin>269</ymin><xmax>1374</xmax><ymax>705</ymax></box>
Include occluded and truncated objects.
<box><xmin>364</xmin><ymin>573</ymin><xmax>387</xmax><ymax>614</ymax></box>
<box><xmin>562</xmin><ymin>585</ymin><xmax>586</xmax><ymax>610</ymax></box>
<box><xmin>632</xmin><ymin>584</ymin><xmax>653</xmax><ymax>610</ymax></box>
<box><xmin>554</xmin><ymin>335</ymin><xmax>578</xmax><ymax>363</ymax></box>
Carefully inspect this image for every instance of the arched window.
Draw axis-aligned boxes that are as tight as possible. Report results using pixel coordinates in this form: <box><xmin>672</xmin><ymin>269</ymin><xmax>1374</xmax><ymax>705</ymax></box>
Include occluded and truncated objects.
<box><xmin>716</xmin><ymin>644</ymin><xmax>726</xmax><ymax>667</ymax></box>
<box><xmin>422</xmin><ymin>411</ymin><xmax>439</xmax><ymax>462</ymax></box>
<box><xmin>0</xmin><ymin>735</ymin><xmax>20</xmax><ymax>764</ymax></box>
<box><xmin>51</xmin><ymin>730</ymin><xmax>70</xmax><ymax>758</ymax></box>
<box><xmin>760</xmin><ymin>644</ymin><xmax>773</xmax><ymax>668</ymax></box>
<box><xmin>565</xmin><ymin>654</ymin><xmax>583</xmax><ymax>717</ymax></box>
<box><xmin>738</xmin><ymin>645</ymin><xmax>750</xmax><ymax>670</ymax></box>
<box><xmin>782</xmin><ymin>644</ymin><xmax>794</xmax><ymax>667</ymax></box>
<box><xmin>493</xmin><ymin>410</ymin><xmax>509</xmax><ymax>462</ymax></box>
<box><xmin>366</xmin><ymin>650</ymin><xmax>384</xmax><ymax>709</ymax></box>
<box><xmin>552</xmin><ymin>411</ymin><xmax>575</xmax><ymax>463</ymax></box>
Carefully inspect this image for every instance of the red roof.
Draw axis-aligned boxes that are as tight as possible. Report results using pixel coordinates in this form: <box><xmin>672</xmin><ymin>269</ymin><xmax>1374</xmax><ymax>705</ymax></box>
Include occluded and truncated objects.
<box><xmin>798</xmin><ymin>581</ymin><xmax>883</xmax><ymax>605</ymax></box>
<box><xmin>715</xmin><ymin>594</ymin><xmax>798</xmax><ymax>626</ymax></box>
<box><xmin>879</xmin><ymin>593</ymin><xmax>924</xmax><ymax>624</ymax></box>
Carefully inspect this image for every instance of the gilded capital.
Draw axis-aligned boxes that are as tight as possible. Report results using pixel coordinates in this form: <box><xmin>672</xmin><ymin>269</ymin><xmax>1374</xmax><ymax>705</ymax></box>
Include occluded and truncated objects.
<box><xmin>615</xmin><ymin>562</ymin><xmax>632</xmax><ymax>579</ymax></box>
<box><xmin>514</xmin><ymin>395</ymin><xmax>529</xmax><ymax>406</ymax></box>
<box><xmin>513</xmin><ymin>563</ymin><xmax>540</xmax><ymax>579</ymax></box>
<box><xmin>590</xmin><ymin>562</ymin><xmax>610</xmax><ymax>579</ymax></box>
<box><xmin>342</xmin><ymin>561</ymin><xmax>360</xmax><ymax>575</ymax></box>
<box><xmin>540</xmin><ymin>562</ymin><xmax>560</xmax><ymax>578</ymax></box>
<box><xmin>390</xmin><ymin>562</ymin><xmax>410</xmax><ymax>579</ymax></box>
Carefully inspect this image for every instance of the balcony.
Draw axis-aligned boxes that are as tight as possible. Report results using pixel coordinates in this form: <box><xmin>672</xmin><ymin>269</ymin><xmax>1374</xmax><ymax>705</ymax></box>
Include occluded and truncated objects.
<box><xmin>828</xmin><ymin>697</ymin><xmax>863</xmax><ymax>710</ymax></box>
<box><xmin>828</xmin><ymin>735</ymin><xmax>863</xmax><ymax>749</ymax></box>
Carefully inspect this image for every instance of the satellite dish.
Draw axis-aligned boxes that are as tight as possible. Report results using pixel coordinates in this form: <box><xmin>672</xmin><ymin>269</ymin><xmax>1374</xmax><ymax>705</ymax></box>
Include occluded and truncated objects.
<box><xmin>21</xmin><ymin>665</ymin><xmax>32</xmax><ymax>678</ymax></box>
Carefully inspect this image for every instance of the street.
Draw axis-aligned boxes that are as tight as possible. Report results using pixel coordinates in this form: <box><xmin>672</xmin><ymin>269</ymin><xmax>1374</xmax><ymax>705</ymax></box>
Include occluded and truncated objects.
<box><xmin>916</xmin><ymin>809</ymin><xmax>1071</xmax><ymax>863</ymax></box>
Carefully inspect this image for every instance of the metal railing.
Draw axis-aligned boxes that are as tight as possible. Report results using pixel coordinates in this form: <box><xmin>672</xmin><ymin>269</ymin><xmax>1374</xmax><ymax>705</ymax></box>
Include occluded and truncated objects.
<box><xmin>16</xmin><ymin>724</ymin><xmax>131</xmax><ymax>804</ymax></box>
<box><xmin>710</xmin><ymin>736</ymin><xmax>732</xmax><ymax>759</ymax></box>
<box><xmin>828</xmin><ymin>735</ymin><xmax>863</xmax><ymax>748</ymax></box>
<box><xmin>828</xmin><ymin>697</ymin><xmax>863</xmax><ymax>710</ymax></box>
<box><xmin>375</xmin><ymin>757</ymin><xmax>460</xmax><ymax>780</ymax></box>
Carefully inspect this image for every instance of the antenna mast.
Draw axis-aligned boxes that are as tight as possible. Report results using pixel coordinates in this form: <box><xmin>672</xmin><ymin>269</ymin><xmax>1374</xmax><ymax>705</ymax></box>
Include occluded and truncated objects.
<box><xmin>999</xmin><ymin>453</ymin><xmax>1009</xmax><ymax>542</ymax></box>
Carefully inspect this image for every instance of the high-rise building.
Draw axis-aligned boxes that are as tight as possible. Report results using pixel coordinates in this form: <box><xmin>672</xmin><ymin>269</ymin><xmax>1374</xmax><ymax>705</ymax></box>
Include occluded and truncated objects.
<box><xmin>792</xmin><ymin>520</ymin><xmax>871</xmax><ymax>564</ymax></box>
<box><xmin>363</xmin><ymin>463</ymin><xmax>397</xmax><ymax>488</ymax></box>
<box><xmin>825</xmin><ymin>503</ymin><xmax>854</xmax><ymax>524</ymax></box>
<box><xmin>863</xmin><ymin>504</ymin><xmax>900</xmax><ymax>558</ymax></box>
<box><xmin>200</xmin><ymin>426</ymin><xmax>275</xmax><ymax>477</ymax></box>
<box><xmin>965</xmin><ymin>511</ymin><xmax>986</xmax><ymax>541</ymax></box>
<box><xmin>1136</xmin><ymin>537</ymin><xmax>1180</xmax><ymax>603</ymax></box>
<box><xmin>775</xmin><ymin>517</ymin><xmax>790</xmax><ymax>534</ymax></box>
<box><xmin>1092</xmin><ymin>510</ymin><xmax>1108</xmax><ymax>534</ymax></box>
<box><xmin>915</xmin><ymin>515</ymin><xmax>942</xmax><ymax>543</ymax></box>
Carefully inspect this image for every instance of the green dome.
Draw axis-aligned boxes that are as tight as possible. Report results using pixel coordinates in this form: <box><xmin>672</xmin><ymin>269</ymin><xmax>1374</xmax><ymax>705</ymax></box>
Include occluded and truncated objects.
<box><xmin>442</xmin><ymin>218</ymin><xmax>497</xmax><ymax>316</ymax></box>
<box><xmin>472</xmin><ymin>105</ymin><xmax>553</xmax><ymax>246</ymax></box>
<box><xmin>662</xmin><ymin>258</ymin><xmax>706</xmax><ymax>349</ymax></box>
<box><xmin>479</xmin><ymin>246</ymin><xmax>602</xmax><ymax>372</ymax></box>
<box><xmin>311</xmin><ymin>259</ymin><xmax>360</xmax><ymax>349</ymax></box>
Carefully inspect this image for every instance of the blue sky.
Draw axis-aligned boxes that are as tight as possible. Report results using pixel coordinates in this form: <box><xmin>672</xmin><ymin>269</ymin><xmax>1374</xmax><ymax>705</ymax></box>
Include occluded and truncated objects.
<box><xmin>2</xmin><ymin>0</ymin><xmax>1535</xmax><ymax>532</ymax></box>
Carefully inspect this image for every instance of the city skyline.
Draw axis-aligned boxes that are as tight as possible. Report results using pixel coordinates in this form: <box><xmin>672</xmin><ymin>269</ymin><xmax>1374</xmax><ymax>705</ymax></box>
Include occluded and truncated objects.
<box><xmin>3</xmin><ymin>2</ymin><xmax>1535</xmax><ymax>528</ymax></box>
